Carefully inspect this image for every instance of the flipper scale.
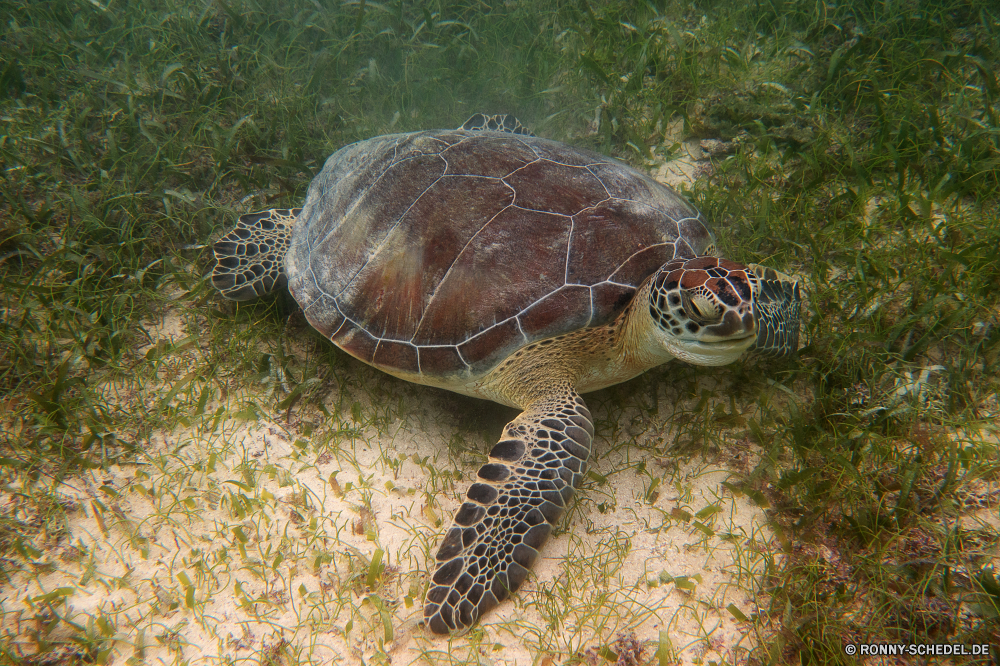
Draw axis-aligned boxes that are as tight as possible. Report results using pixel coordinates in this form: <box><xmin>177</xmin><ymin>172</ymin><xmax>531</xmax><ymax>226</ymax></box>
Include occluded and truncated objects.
<box><xmin>211</xmin><ymin>208</ymin><xmax>301</xmax><ymax>301</ymax></box>
<box><xmin>424</xmin><ymin>384</ymin><xmax>593</xmax><ymax>635</ymax></box>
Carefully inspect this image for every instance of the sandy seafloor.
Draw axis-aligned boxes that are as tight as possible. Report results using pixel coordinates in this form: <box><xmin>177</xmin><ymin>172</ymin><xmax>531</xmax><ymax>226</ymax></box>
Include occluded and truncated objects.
<box><xmin>4</xmin><ymin>139</ymin><xmax>789</xmax><ymax>665</ymax></box>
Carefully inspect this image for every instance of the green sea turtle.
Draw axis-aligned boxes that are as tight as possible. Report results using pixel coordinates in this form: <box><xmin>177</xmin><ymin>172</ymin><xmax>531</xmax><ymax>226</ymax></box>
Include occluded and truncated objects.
<box><xmin>211</xmin><ymin>113</ymin><xmax>800</xmax><ymax>635</ymax></box>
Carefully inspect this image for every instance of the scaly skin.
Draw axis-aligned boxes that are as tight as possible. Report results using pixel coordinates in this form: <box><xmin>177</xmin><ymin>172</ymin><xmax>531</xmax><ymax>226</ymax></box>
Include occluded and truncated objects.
<box><xmin>211</xmin><ymin>208</ymin><xmax>302</xmax><ymax>301</ymax></box>
<box><xmin>422</xmin><ymin>380</ymin><xmax>593</xmax><ymax>634</ymax></box>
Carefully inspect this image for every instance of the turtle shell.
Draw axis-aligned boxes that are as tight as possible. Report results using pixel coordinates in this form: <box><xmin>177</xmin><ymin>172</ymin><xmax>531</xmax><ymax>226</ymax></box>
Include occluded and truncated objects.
<box><xmin>284</xmin><ymin>129</ymin><xmax>715</xmax><ymax>381</ymax></box>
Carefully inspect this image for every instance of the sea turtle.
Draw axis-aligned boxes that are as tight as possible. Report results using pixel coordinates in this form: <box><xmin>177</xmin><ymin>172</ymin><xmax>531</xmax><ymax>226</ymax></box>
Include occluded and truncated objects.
<box><xmin>211</xmin><ymin>113</ymin><xmax>800</xmax><ymax>635</ymax></box>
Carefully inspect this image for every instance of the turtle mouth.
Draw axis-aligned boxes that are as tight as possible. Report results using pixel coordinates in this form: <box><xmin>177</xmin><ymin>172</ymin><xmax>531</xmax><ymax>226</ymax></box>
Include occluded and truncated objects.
<box><xmin>689</xmin><ymin>333</ymin><xmax>756</xmax><ymax>349</ymax></box>
<box><xmin>662</xmin><ymin>332</ymin><xmax>756</xmax><ymax>367</ymax></box>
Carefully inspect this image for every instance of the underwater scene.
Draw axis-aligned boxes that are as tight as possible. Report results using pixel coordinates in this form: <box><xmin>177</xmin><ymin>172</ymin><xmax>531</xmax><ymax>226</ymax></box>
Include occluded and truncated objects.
<box><xmin>1</xmin><ymin>1</ymin><xmax>999</xmax><ymax>664</ymax></box>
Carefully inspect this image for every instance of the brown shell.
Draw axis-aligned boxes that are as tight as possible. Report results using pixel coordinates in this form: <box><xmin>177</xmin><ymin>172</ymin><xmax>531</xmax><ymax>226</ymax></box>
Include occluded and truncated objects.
<box><xmin>284</xmin><ymin>129</ymin><xmax>714</xmax><ymax>380</ymax></box>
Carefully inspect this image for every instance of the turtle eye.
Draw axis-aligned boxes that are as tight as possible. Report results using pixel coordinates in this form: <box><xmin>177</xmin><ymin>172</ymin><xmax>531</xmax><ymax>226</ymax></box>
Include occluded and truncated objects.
<box><xmin>681</xmin><ymin>292</ymin><xmax>720</xmax><ymax>325</ymax></box>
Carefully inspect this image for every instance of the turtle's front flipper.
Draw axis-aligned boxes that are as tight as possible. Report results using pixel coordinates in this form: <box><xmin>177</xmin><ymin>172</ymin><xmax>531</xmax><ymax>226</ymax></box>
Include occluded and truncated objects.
<box><xmin>748</xmin><ymin>264</ymin><xmax>801</xmax><ymax>358</ymax></box>
<box><xmin>212</xmin><ymin>208</ymin><xmax>302</xmax><ymax>301</ymax></box>
<box><xmin>424</xmin><ymin>384</ymin><xmax>593</xmax><ymax>635</ymax></box>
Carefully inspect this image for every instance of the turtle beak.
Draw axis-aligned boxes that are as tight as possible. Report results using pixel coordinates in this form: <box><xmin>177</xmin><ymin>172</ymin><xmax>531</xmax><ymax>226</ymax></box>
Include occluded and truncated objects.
<box><xmin>663</xmin><ymin>335</ymin><xmax>754</xmax><ymax>366</ymax></box>
<box><xmin>704</xmin><ymin>309</ymin><xmax>756</xmax><ymax>341</ymax></box>
<box><xmin>664</xmin><ymin>309</ymin><xmax>757</xmax><ymax>366</ymax></box>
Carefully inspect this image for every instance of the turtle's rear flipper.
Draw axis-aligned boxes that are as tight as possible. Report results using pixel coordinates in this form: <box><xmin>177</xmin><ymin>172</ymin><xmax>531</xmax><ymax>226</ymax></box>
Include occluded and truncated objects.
<box><xmin>459</xmin><ymin>113</ymin><xmax>534</xmax><ymax>136</ymax></box>
<box><xmin>748</xmin><ymin>264</ymin><xmax>801</xmax><ymax>358</ymax></box>
<box><xmin>424</xmin><ymin>384</ymin><xmax>593</xmax><ymax>635</ymax></box>
<box><xmin>212</xmin><ymin>208</ymin><xmax>302</xmax><ymax>301</ymax></box>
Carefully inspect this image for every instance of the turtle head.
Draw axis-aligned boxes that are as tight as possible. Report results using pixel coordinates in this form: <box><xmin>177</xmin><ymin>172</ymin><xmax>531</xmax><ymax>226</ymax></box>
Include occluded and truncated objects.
<box><xmin>647</xmin><ymin>256</ymin><xmax>759</xmax><ymax>366</ymax></box>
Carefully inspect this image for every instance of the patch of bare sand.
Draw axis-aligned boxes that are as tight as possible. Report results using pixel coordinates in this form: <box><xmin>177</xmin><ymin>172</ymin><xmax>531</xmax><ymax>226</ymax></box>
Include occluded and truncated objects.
<box><xmin>1</xmin><ymin>373</ymin><xmax>777</xmax><ymax>664</ymax></box>
<box><xmin>653</xmin><ymin>118</ymin><xmax>740</xmax><ymax>191</ymax></box>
